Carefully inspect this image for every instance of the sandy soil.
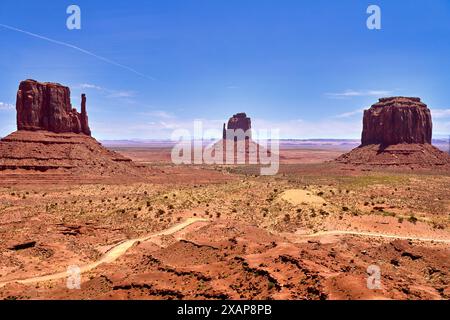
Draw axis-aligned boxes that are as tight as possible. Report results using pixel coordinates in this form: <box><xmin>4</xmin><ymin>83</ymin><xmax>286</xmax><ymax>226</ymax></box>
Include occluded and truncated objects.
<box><xmin>0</xmin><ymin>146</ymin><xmax>449</xmax><ymax>300</ymax></box>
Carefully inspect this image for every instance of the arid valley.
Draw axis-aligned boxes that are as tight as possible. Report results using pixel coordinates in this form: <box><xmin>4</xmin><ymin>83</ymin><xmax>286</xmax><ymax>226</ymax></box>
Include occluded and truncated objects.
<box><xmin>1</xmin><ymin>140</ymin><xmax>449</xmax><ymax>300</ymax></box>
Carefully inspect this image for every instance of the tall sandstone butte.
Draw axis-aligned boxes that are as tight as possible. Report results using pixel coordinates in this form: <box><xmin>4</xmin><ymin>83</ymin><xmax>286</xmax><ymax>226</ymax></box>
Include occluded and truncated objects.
<box><xmin>361</xmin><ymin>97</ymin><xmax>432</xmax><ymax>146</ymax></box>
<box><xmin>222</xmin><ymin>113</ymin><xmax>252</xmax><ymax>139</ymax></box>
<box><xmin>0</xmin><ymin>79</ymin><xmax>141</xmax><ymax>178</ymax></box>
<box><xmin>16</xmin><ymin>79</ymin><xmax>91</xmax><ymax>135</ymax></box>
<box><xmin>336</xmin><ymin>97</ymin><xmax>450</xmax><ymax>167</ymax></box>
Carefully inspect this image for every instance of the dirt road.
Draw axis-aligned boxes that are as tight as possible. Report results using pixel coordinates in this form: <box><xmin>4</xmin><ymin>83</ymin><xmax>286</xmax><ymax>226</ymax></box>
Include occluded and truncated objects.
<box><xmin>0</xmin><ymin>218</ymin><xmax>208</xmax><ymax>288</ymax></box>
<box><xmin>295</xmin><ymin>230</ymin><xmax>450</xmax><ymax>244</ymax></box>
<box><xmin>1</xmin><ymin>218</ymin><xmax>449</xmax><ymax>288</ymax></box>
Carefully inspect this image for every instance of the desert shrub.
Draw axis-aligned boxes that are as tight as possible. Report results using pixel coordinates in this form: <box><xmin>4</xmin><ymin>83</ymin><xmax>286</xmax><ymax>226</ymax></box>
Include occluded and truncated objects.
<box><xmin>408</xmin><ymin>215</ymin><xmax>418</xmax><ymax>224</ymax></box>
<box><xmin>383</xmin><ymin>211</ymin><xmax>396</xmax><ymax>217</ymax></box>
<box><xmin>268</xmin><ymin>281</ymin><xmax>277</xmax><ymax>290</ymax></box>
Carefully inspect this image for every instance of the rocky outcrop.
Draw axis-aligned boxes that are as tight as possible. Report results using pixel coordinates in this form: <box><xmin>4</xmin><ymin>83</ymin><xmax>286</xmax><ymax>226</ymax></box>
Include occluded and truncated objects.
<box><xmin>210</xmin><ymin>113</ymin><xmax>272</xmax><ymax>166</ymax></box>
<box><xmin>362</xmin><ymin>97</ymin><xmax>432</xmax><ymax>146</ymax></box>
<box><xmin>336</xmin><ymin>97</ymin><xmax>450</xmax><ymax>167</ymax></box>
<box><xmin>223</xmin><ymin>113</ymin><xmax>252</xmax><ymax>139</ymax></box>
<box><xmin>16</xmin><ymin>79</ymin><xmax>91</xmax><ymax>135</ymax></box>
<box><xmin>0</xmin><ymin>80</ymin><xmax>147</xmax><ymax>179</ymax></box>
<box><xmin>80</xmin><ymin>94</ymin><xmax>91</xmax><ymax>136</ymax></box>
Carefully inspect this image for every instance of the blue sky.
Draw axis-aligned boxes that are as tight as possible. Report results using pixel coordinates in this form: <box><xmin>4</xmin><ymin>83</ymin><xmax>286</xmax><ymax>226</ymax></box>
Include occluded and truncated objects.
<box><xmin>1</xmin><ymin>0</ymin><xmax>450</xmax><ymax>139</ymax></box>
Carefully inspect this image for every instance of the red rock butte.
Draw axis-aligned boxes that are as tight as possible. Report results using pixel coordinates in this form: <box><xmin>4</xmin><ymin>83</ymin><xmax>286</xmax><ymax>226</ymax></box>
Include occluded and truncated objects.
<box><xmin>223</xmin><ymin>112</ymin><xmax>252</xmax><ymax>140</ymax></box>
<box><xmin>361</xmin><ymin>97</ymin><xmax>432</xmax><ymax>146</ymax></box>
<box><xmin>208</xmin><ymin>113</ymin><xmax>270</xmax><ymax>164</ymax></box>
<box><xmin>336</xmin><ymin>97</ymin><xmax>450</xmax><ymax>167</ymax></box>
<box><xmin>0</xmin><ymin>80</ymin><xmax>143</xmax><ymax>181</ymax></box>
<box><xmin>17</xmin><ymin>80</ymin><xmax>91</xmax><ymax>135</ymax></box>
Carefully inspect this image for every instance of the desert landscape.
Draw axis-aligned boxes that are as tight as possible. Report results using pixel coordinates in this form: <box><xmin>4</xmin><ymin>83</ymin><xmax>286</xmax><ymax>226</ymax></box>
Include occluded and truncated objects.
<box><xmin>0</xmin><ymin>80</ymin><xmax>449</xmax><ymax>300</ymax></box>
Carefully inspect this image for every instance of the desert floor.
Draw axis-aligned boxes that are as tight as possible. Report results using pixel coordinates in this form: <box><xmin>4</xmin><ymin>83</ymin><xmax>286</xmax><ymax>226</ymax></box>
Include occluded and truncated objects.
<box><xmin>0</xmin><ymin>146</ymin><xmax>449</xmax><ymax>300</ymax></box>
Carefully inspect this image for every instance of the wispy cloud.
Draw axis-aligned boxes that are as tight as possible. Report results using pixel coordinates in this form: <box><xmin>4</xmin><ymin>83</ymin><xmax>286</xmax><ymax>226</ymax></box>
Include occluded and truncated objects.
<box><xmin>431</xmin><ymin>109</ymin><xmax>450</xmax><ymax>119</ymax></box>
<box><xmin>107</xmin><ymin>91</ymin><xmax>136</xmax><ymax>98</ymax></box>
<box><xmin>143</xmin><ymin>110</ymin><xmax>175</xmax><ymax>119</ymax></box>
<box><xmin>0</xmin><ymin>23</ymin><xmax>156</xmax><ymax>81</ymax></box>
<box><xmin>333</xmin><ymin>108</ymin><xmax>365</xmax><ymax>118</ymax></box>
<box><xmin>326</xmin><ymin>89</ymin><xmax>393</xmax><ymax>99</ymax></box>
<box><xmin>78</xmin><ymin>83</ymin><xmax>136</xmax><ymax>99</ymax></box>
<box><xmin>434</xmin><ymin>120</ymin><xmax>450</xmax><ymax>135</ymax></box>
<box><xmin>80</xmin><ymin>83</ymin><xmax>103</xmax><ymax>90</ymax></box>
<box><xmin>0</xmin><ymin>102</ymin><xmax>14</xmax><ymax>111</ymax></box>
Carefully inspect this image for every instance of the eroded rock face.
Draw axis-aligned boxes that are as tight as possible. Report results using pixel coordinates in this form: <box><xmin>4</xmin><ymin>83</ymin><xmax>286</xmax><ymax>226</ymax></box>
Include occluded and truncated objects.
<box><xmin>16</xmin><ymin>79</ymin><xmax>91</xmax><ymax>135</ymax></box>
<box><xmin>223</xmin><ymin>113</ymin><xmax>252</xmax><ymax>139</ymax></box>
<box><xmin>362</xmin><ymin>97</ymin><xmax>432</xmax><ymax>146</ymax></box>
<box><xmin>227</xmin><ymin>112</ymin><xmax>251</xmax><ymax>131</ymax></box>
<box><xmin>336</xmin><ymin>97</ymin><xmax>450</xmax><ymax>167</ymax></box>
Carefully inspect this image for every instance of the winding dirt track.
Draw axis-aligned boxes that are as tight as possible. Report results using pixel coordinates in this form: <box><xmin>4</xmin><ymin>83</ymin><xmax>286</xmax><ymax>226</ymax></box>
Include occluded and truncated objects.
<box><xmin>295</xmin><ymin>230</ymin><xmax>450</xmax><ymax>244</ymax></box>
<box><xmin>1</xmin><ymin>218</ymin><xmax>449</xmax><ymax>288</ymax></box>
<box><xmin>0</xmin><ymin>218</ymin><xmax>208</xmax><ymax>288</ymax></box>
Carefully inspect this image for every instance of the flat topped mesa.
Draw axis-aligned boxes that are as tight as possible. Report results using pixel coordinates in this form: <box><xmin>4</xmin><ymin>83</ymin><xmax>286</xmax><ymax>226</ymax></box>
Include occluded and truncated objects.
<box><xmin>362</xmin><ymin>96</ymin><xmax>432</xmax><ymax>146</ymax></box>
<box><xmin>16</xmin><ymin>79</ymin><xmax>91</xmax><ymax>135</ymax></box>
<box><xmin>335</xmin><ymin>96</ymin><xmax>450</xmax><ymax>167</ymax></box>
<box><xmin>223</xmin><ymin>112</ymin><xmax>252</xmax><ymax>139</ymax></box>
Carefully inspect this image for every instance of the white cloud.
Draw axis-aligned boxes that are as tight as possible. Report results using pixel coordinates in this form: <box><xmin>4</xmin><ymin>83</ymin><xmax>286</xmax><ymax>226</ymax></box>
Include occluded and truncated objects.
<box><xmin>143</xmin><ymin>110</ymin><xmax>175</xmax><ymax>119</ymax></box>
<box><xmin>107</xmin><ymin>91</ymin><xmax>136</xmax><ymax>98</ymax></box>
<box><xmin>92</xmin><ymin>117</ymin><xmax>226</xmax><ymax>140</ymax></box>
<box><xmin>431</xmin><ymin>109</ymin><xmax>450</xmax><ymax>119</ymax></box>
<box><xmin>76</xmin><ymin>83</ymin><xmax>136</xmax><ymax>99</ymax></box>
<box><xmin>0</xmin><ymin>102</ymin><xmax>14</xmax><ymax>111</ymax></box>
<box><xmin>80</xmin><ymin>83</ymin><xmax>103</xmax><ymax>90</ymax></box>
<box><xmin>251</xmin><ymin>118</ymin><xmax>362</xmax><ymax>140</ymax></box>
<box><xmin>326</xmin><ymin>89</ymin><xmax>393</xmax><ymax>99</ymax></box>
<box><xmin>434</xmin><ymin>120</ymin><xmax>450</xmax><ymax>135</ymax></box>
<box><xmin>333</xmin><ymin>109</ymin><xmax>365</xmax><ymax>118</ymax></box>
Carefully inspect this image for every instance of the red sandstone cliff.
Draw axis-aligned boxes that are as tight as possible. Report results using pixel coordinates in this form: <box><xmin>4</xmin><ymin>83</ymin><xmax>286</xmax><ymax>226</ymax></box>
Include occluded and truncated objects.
<box><xmin>223</xmin><ymin>113</ymin><xmax>252</xmax><ymax>139</ymax></box>
<box><xmin>0</xmin><ymin>80</ymin><xmax>143</xmax><ymax>178</ymax></box>
<box><xmin>362</xmin><ymin>97</ymin><xmax>432</xmax><ymax>146</ymax></box>
<box><xmin>16</xmin><ymin>79</ymin><xmax>91</xmax><ymax>135</ymax></box>
<box><xmin>337</xmin><ymin>97</ymin><xmax>450</xmax><ymax>167</ymax></box>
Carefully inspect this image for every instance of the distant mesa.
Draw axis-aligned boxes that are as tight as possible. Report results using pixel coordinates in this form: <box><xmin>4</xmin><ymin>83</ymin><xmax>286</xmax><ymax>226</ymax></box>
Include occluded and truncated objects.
<box><xmin>223</xmin><ymin>112</ymin><xmax>252</xmax><ymax>140</ymax></box>
<box><xmin>336</xmin><ymin>97</ymin><xmax>450</xmax><ymax>167</ymax></box>
<box><xmin>206</xmin><ymin>112</ymin><xmax>272</xmax><ymax>165</ymax></box>
<box><xmin>0</xmin><ymin>79</ymin><xmax>140</xmax><ymax>178</ymax></box>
